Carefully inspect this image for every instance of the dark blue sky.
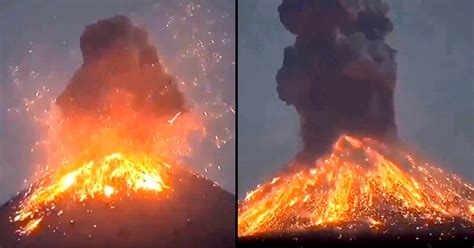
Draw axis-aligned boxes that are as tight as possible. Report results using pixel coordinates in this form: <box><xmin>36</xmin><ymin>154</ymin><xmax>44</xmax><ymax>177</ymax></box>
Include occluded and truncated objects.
<box><xmin>238</xmin><ymin>0</ymin><xmax>473</xmax><ymax>198</ymax></box>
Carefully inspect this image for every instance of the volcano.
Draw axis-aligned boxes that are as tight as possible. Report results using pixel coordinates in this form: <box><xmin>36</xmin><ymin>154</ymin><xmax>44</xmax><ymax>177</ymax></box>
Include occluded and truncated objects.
<box><xmin>238</xmin><ymin>136</ymin><xmax>473</xmax><ymax>247</ymax></box>
<box><xmin>0</xmin><ymin>164</ymin><xmax>235</xmax><ymax>248</ymax></box>
<box><xmin>0</xmin><ymin>15</ymin><xmax>235</xmax><ymax>248</ymax></box>
<box><xmin>238</xmin><ymin>0</ymin><xmax>473</xmax><ymax>247</ymax></box>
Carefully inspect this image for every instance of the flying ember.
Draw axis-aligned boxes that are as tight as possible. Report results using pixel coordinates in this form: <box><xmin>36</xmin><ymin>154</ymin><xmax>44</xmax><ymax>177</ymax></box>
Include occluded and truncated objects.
<box><xmin>238</xmin><ymin>135</ymin><xmax>474</xmax><ymax>237</ymax></box>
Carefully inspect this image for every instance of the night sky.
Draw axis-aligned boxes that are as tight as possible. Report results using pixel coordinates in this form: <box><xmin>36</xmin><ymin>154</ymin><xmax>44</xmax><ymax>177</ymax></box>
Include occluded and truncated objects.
<box><xmin>238</xmin><ymin>0</ymin><xmax>473</xmax><ymax>198</ymax></box>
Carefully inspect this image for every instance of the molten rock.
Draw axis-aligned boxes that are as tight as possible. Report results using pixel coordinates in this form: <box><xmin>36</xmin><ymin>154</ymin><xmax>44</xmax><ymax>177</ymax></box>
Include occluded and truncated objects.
<box><xmin>0</xmin><ymin>166</ymin><xmax>235</xmax><ymax>248</ymax></box>
<box><xmin>238</xmin><ymin>136</ymin><xmax>473</xmax><ymax>237</ymax></box>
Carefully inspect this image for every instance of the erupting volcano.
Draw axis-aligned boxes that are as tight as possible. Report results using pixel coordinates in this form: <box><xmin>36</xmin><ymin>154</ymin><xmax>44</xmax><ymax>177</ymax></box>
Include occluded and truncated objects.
<box><xmin>0</xmin><ymin>15</ymin><xmax>234</xmax><ymax>248</ymax></box>
<box><xmin>239</xmin><ymin>135</ymin><xmax>473</xmax><ymax>236</ymax></box>
<box><xmin>239</xmin><ymin>0</ymin><xmax>473</xmax><ymax>247</ymax></box>
<box><xmin>14</xmin><ymin>152</ymin><xmax>172</xmax><ymax>236</ymax></box>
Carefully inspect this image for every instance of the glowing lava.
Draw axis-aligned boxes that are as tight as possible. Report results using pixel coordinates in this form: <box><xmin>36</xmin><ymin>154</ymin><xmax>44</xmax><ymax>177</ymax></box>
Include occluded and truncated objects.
<box><xmin>14</xmin><ymin>152</ymin><xmax>171</xmax><ymax>236</ymax></box>
<box><xmin>9</xmin><ymin>83</ymin><xmax>200</xmax><ymax>237</ymax></box>
<box><xmin>238</xmin><ymin>135</ymin><xmax>474</xmax><ymax>237</ymax></box>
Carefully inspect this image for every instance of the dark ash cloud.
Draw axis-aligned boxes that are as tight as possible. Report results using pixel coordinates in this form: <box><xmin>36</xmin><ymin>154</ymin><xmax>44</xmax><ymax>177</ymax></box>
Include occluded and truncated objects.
<box><xmin>277</xmin><ymin>0</ymin><xmax>398</xmax><ymax>163</ymax></box>
<box><xmin>57</xmin><ymin>15</ymin><xmax>185</xmax><ymax>118</ymax></box>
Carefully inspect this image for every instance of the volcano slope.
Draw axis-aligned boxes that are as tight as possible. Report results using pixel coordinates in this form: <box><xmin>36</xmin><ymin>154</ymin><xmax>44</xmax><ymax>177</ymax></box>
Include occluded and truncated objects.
<box><xmin>0</xmin><ymin>166</ymin><xmax>235</xmax><ymax>248</ymax></box>
<box><xmin>237</xmin><ymin>136</ymin><xmax>473</xmax><ymax>248</ymax></box>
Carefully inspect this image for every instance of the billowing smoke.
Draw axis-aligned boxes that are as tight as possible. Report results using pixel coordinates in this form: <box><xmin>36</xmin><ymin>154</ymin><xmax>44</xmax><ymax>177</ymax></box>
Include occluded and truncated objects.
<box><xmin>56</xmin><ymin>15</ymin><xmax>186</xmax><ymax>117</ymax></box>
<box><xmin>49</xmin><ymin>15</ymin><xmax>194</xmax><ymax>162</ymax></box>
<box><xmin>276</xmin><ymin>0</ymin><xmax>398</xmax><ymax>163</ymax></box>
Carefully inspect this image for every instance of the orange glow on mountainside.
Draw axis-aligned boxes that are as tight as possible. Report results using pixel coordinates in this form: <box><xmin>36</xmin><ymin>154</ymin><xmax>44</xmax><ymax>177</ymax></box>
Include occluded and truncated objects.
<box><xmin>238</xmin><ymin>135</ymin><xmax>474</xmax><ymax>237</ymax></box>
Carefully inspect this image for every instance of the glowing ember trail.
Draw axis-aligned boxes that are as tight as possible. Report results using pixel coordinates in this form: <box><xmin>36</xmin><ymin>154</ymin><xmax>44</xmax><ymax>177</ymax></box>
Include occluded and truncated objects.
<box><xmin>238</xmin><ymin>135</ymin><xmax>474</xmax><ymax>237</ymax></box>
<box><xmin>14</xmin><ymin>152</ymin><xmax>172</xmax><ymax>236</ymax></box>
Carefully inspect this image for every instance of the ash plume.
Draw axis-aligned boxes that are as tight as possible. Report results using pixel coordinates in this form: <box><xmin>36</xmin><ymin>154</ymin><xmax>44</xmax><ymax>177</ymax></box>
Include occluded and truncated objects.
<box><xmin>276</xmin><ymin>0</ymin><xmax>398</xmax><ymax>163</ymax></box>
<box><xmin>56</xmin><ymin>15</ymin><xmax>185</xmax><ymax>117</ymax></box>
<box><xmin>50</xmin><ymin>15</ymin><xmax>192</xmax><ymax>160</ymax></box>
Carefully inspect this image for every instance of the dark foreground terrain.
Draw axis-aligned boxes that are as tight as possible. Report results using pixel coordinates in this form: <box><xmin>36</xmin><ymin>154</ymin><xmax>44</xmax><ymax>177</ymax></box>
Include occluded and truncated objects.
<box><xmin>239</xmin><ymin>223</ymin><xmax>474</xmax><ymax>248</ymax></box>
<box><xmin>0</xmin><ymin>169</ymin><xmax>235</xmax><ymax>248</ymax></box>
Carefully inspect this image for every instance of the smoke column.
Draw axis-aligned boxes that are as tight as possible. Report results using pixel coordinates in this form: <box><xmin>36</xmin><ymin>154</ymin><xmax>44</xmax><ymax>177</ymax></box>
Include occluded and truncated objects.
<box><xmin>49</xmin><ymin>15</ymin><xmax>193</xmax><ymax>162</ymax></box>
<box><xmin>57</xmin><ymin>15</ymin><xmax>185</xmax><ymax>117</ymax></box>
<box><xmin>276</xmin><ymin>0</ymin><xmax>398</xmax><ymax>163</ymax></box>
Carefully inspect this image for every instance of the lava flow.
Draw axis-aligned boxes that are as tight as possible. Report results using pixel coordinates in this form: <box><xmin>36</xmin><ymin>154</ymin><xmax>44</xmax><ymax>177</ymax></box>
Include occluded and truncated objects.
<box><xmin>238</xmin><ymin>135</ymin><xmax>474</xmax><ymax>237</ymax></box>
<box><xmin>14</xmin><ymin>152</ymin><xmax>171</xmax><ymax>236</ymax></box>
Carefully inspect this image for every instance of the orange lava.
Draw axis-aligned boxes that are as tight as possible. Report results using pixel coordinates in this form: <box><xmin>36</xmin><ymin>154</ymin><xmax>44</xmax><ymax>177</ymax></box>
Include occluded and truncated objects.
<box><xmin>238</xmin><ymin>135</ymin><xmax>474</xmax><ymax>237</ymax></box>
<box><xmin>13</xmin><ymin>89</ymin><xmax>202</xmax><ymax>236</ymax></box>
<box><xmin>14</xmin><ymin>153</ymin><xmax>171</xmax><ymax>236</ymax></box>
